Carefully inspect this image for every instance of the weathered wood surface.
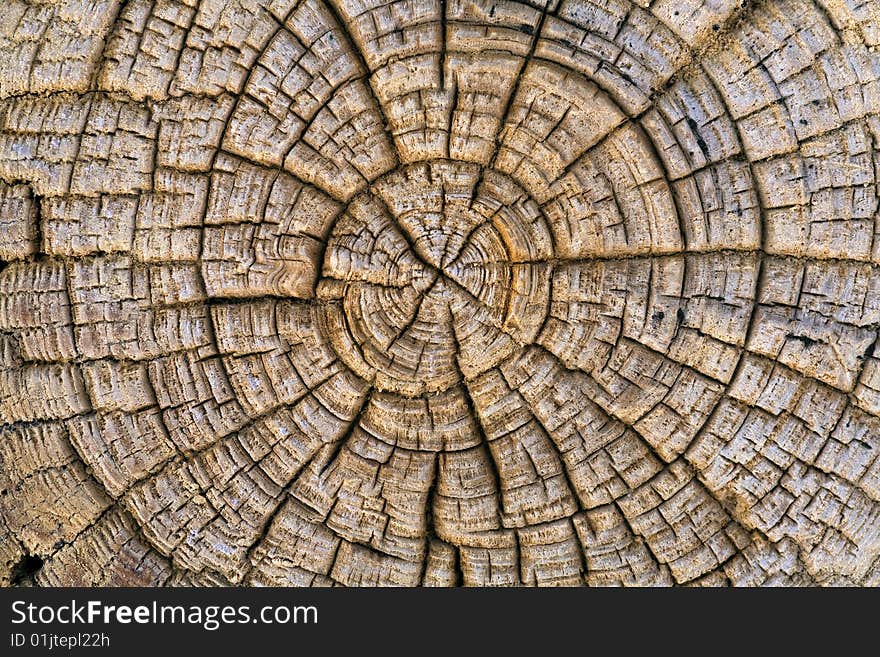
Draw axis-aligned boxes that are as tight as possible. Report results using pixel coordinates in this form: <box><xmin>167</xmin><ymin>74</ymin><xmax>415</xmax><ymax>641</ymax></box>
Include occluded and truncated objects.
<box><xmin>1</xmin><ymin>0</ymin><xmax>879</xmax><ymax>587</ymax></box>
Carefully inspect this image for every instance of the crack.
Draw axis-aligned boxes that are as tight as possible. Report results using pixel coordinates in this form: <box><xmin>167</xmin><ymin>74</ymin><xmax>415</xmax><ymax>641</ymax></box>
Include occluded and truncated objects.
<box><xmin>323</xmin><ymin>0</ymin><xmax>400</xmax><ymax>167</ymax></box>
<box><xmin>448</xmin><ymin>316</ymin><xmax>506</xmax><ymax>526</ymax></box>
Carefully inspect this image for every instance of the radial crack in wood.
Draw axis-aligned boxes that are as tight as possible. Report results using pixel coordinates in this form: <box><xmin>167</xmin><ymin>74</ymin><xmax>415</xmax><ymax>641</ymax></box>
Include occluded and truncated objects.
<box><xmin>1</xmin><ymin>0</ymin><xmax>879</xmax><ymax>587</ymax></box>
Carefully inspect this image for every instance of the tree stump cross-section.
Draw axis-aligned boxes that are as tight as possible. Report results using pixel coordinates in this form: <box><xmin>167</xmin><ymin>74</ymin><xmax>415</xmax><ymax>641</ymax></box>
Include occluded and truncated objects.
<box><xmin>1</xmin><ymin>0</ymin><xmax>879</xmax><ymax>586</ymax></box>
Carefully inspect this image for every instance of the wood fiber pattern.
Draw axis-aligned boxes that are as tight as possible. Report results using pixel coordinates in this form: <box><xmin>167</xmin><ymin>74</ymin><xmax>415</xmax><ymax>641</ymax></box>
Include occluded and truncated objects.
<box><xmin>1</xmin><ymin>0</ymin><xmax>880</xmax><ymax>586</ymax></box>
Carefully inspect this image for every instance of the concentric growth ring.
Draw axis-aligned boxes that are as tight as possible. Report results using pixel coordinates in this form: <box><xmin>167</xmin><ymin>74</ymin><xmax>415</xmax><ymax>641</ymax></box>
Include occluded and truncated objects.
<box><xmin>0</xmin><ymin>0</ymin><xmax>878</xmax><ymax>587</ymax></box>
<box><xmin>319</xmin><ymin>162</ymin><xmax>552</xmax><ymax>395</ymax></box>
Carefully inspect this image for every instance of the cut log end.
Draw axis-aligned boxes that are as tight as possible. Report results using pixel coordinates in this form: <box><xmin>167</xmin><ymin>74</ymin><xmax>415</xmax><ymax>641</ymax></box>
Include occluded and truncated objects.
<box><xmin>1</xmin><ymin>0</ymin><xmax>879</xmax><ymax>587</ymax></box>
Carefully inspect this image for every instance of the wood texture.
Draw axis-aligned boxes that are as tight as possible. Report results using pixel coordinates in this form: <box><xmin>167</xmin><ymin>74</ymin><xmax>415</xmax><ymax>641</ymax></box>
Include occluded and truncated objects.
<box><xmin>1</xmin><ymin>0</ymin><xmax>879</xmax><ymax>587</ymax></box>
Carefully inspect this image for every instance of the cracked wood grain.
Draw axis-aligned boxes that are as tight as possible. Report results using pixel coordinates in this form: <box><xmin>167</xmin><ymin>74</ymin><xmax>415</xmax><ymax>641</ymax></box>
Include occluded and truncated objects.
<box><xmin>1</xmin><ymin>0</ymin><xmax>880</xmax><ymax>587</ymax></box>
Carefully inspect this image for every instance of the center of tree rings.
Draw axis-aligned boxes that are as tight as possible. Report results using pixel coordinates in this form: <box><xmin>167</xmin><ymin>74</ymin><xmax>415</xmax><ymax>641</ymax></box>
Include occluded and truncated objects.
<box><xmin>319</xmin><ymin>161</ymin><xmax>553</xmax><ymax>396</ymax></box>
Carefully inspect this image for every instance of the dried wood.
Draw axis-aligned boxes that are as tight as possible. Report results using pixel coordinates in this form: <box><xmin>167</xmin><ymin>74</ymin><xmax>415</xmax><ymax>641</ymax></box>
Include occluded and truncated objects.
<box><xmin>1</xmin><ymin>0</ymin><xmax>879</xmax><ymax>587</ymax></box>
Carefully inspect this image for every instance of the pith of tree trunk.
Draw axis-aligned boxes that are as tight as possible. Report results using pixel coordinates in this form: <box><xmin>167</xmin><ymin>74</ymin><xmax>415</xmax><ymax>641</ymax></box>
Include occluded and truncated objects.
<box><xmin>1</xmin><ymin>0</ymin><xmax>879</xmax><ymax>587</ymax></box>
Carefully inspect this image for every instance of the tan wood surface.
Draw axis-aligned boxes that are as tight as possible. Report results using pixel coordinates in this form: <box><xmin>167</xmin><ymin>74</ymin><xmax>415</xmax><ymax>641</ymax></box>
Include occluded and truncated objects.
<box><xmin>1</xmin><ymin>0</ymin><xmax>879</xmax><ymax>586</ymax></box>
